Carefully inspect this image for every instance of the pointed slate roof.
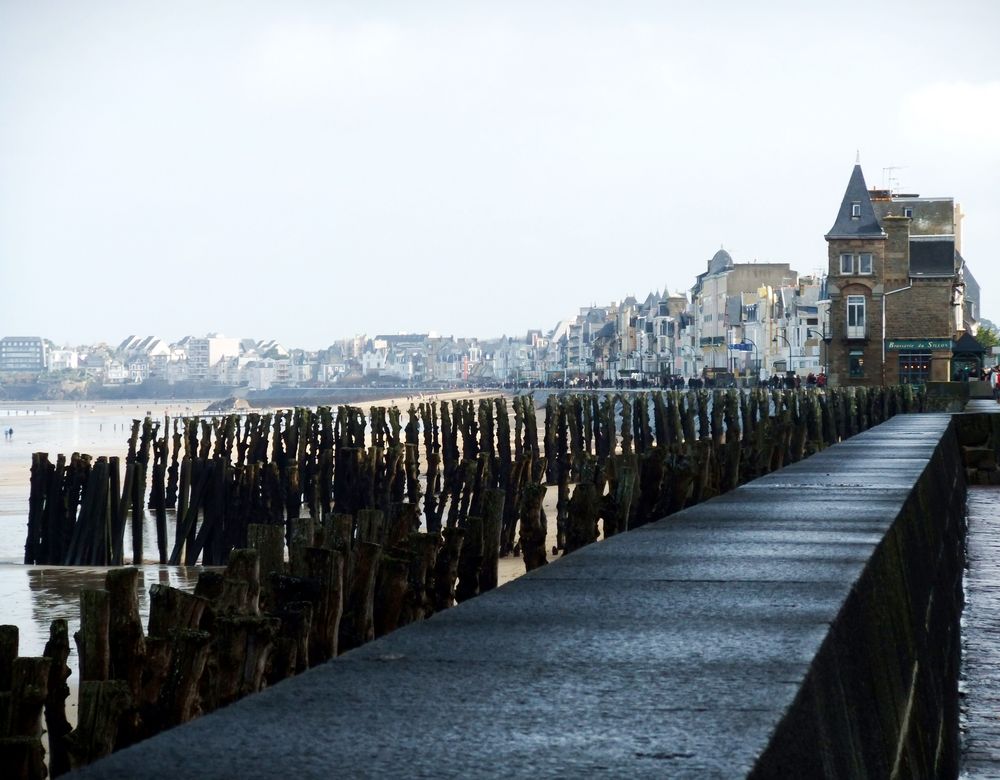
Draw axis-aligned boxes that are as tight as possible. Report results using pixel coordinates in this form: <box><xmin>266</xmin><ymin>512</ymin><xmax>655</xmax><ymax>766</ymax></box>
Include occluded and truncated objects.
<box><xmin>953</xmin><ymin>332</ymin><xmax>984</xmax><ymax>354</ymax></box>
<box><xmin>825</xmin><ymin>164</ymin><xmax>886</xmax><ymax>240</ymax></box>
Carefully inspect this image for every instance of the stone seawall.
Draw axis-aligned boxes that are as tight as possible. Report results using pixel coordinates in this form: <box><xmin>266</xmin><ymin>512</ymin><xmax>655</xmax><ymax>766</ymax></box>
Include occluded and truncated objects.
<box><xmin>75</xmin><ymin>414</ymin><xmax>967</xmax><ymax>779</ymax></box>
<box><xmin>750</xmin><ymin>416</ymin><xmax>965</xmax><ymax>777</ymax></box>
<box><xmin>954</xmin><ymin>408</ymin><xmax>1000</xmax><ymax>485</ymax></box>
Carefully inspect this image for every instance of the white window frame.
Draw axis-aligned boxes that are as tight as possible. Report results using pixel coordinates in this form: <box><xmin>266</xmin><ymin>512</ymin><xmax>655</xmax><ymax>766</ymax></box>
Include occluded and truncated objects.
<box><xmin>858</xmin><ymin>253</ymin><xmax>873</xmax><ymax>274</ymax></box>
<box><xmin>847</xmin><ymin>295</ymin><xmax>866</xmax><ymax>339</ymax></box>
<box><xmin>851</xmin><ymin>202</ymin><xmax>862</xmax><ymax>217</ymax></box>
<box><xmin>840</xmin><ymin>253</ymin><xmax>854</xmax><ymax>274</ymax></box>
<box><xmin>903</xmin><ymin>207</ymin><xmax>913</xmax><ymax>218</ymax></box>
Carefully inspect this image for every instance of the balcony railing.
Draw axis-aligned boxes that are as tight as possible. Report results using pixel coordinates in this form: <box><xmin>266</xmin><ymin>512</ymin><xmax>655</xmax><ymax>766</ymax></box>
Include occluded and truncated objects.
<box><xmin>845</xmin><ymin>323</ymin><xmax>869</xmax><ymax>340</ymax></box>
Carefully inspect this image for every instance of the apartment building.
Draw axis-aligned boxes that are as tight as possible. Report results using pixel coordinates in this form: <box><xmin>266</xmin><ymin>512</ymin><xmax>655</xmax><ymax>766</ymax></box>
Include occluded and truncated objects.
<box><xmin>825</xmin><ymin>163</ymin><xmax>978</xmax><ymax>386</ymax></box>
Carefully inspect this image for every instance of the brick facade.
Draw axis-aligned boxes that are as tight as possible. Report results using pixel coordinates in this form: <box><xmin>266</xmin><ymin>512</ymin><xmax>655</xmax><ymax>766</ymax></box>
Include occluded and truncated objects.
<box><xmin>826</xmin><ymin>237</ymin><xmax>884</xmax><ymax>386</ymax></box>
<box><xmin>825</xmin><ymin>165</ymin><xmax>967</xmax><ymax>387</ymax></box>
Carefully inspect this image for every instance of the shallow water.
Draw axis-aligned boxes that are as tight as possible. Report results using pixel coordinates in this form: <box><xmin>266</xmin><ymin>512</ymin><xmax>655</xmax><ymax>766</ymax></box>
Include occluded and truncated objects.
<box><xmin>0</xmin><ymin>402</ymin><xmax>214</xmax><ymax>725</ymax></box>
<box><xmin>0</xmin><ymin>562</ymin><xmax>205</xmax><ymax>725</ymax></box>
<box><xmin>0</xmin><ymin>401</ymin><xmax>202</xmax><ymax>563</ymax></box>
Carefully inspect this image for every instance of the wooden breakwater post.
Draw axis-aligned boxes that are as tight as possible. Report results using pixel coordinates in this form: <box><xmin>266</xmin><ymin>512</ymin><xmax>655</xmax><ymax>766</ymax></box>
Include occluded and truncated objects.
<box><xmin>0</xmin><ymin>624</ymin><xmax>50</xmax><ymax>780</ymax></box>
<box><xmin>22</xmin><ymin>388</ymin><xmax>927</xmax><ymax>572</ymax></box>
<box><xmin>0</xmin><ymin>622</ymin><xmax>75</xmax><ymax>780</ymax></box>
<box><xmin>534</xmin><ymin>384</ymin><xmax>925</xmax><ymax>562</ymax></box>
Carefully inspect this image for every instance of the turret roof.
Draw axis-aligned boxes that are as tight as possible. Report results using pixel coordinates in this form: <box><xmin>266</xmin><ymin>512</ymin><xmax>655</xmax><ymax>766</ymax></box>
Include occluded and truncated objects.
<box><xmin>825</xmin><ymin>164</ymin><xmax>886</xmax><ymax>240</ymax></box>
<box><xmin>708</xmin><ymin>249</ymin><xmax>734</xmax><ymax>274</ymax></box>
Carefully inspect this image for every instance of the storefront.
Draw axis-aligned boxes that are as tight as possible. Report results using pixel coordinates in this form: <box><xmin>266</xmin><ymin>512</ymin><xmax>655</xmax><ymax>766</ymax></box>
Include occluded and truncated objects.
<box><xmin>898</xmin><ymin>352</ymin><xmax>932</xmax><ymax>385</ymax></box>
<box><xmin>886</xmin><ymin>339</ymin><xmax>952</xmax><ymax>385</ymax></box>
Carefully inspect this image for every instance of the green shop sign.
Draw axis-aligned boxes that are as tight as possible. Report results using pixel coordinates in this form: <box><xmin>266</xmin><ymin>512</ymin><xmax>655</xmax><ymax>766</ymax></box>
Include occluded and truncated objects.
<box><xmin>885</xmin><ymin>339</ymin><xmax>952</xmax><ymax>351</ymax></box>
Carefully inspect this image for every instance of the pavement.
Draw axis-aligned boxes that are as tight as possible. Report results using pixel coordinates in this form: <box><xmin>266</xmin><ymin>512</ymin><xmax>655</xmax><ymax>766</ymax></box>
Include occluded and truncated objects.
<box><xmin>961</xmin><ymin>487</ymin><xmax>1000</xmax><ymax>776</ymax></box>
<box><xmin>958</xmin><ymin>397</ymin><xmax>1000</xmax><ymax>777</ymax></box>
<box><xmin>73</xmin><ymin>414</ymin><xmax>957</xmax><ymax>779</ymax></box>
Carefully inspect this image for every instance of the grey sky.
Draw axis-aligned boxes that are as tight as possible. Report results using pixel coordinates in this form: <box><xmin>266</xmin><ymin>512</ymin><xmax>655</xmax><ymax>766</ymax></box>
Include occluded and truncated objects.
<box><xmin>2</xmin><ymin>1</ymin><xmax>998</xmax><ymax>350</ymax></box>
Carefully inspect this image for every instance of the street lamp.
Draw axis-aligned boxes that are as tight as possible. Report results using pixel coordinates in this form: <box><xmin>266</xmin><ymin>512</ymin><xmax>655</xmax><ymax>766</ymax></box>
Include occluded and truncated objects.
<box><xmin>773</xmin><ymin>333</ymin><xmax>792</xmax><ymax>375</ymax></box>
<box><xmin>806</xmin><ymin>328</ymin><xmax>832</xmax><ymax>375</ymax></box>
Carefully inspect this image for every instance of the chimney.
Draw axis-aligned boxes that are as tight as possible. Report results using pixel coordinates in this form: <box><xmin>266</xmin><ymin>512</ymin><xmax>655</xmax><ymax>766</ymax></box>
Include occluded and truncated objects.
<box><xmin>882</xmin><ymin>215</ymin><xmax>910</xmax><ymax>285</ymax></box>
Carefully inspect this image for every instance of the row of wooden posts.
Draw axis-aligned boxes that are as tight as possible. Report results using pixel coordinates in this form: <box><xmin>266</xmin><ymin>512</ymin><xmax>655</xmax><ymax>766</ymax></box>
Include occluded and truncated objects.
<box><xmin>538</xmin><ymin>384</ymin><xmax>924</xmax><ymax>562</ymax></box>
<box><xmin>24</xmin><ymin>397</ymin><xmax>536</xmax><ymax>568</ymax></box>
<box><xmin>5</xmin><ymin>386</ymin><xmax>924</xmax><ymax>777</ymax></box>
<box><xmin>2</xmin><ymin>499</ymin><xmax>481</xmax><ymax>777</ymax></box>
<box><xmin>24</xmin><ymin>386</ymin><xmax>924</xmax><ymax>571</ymax></box>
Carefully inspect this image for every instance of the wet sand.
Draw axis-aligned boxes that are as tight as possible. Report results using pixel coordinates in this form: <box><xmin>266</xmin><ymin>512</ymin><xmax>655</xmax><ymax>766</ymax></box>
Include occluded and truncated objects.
<box><xmin>0</xmin><ymin>563</ymin><xmax>206</xmax><ymax>726</ymax></box>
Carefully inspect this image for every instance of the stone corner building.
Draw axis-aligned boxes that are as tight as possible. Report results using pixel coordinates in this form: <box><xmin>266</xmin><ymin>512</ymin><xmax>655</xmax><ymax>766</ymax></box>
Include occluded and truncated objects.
<box><xmin>824</xmin><ymin>163</ymin><xmax>979</xmax><ymax>387</ymax></box>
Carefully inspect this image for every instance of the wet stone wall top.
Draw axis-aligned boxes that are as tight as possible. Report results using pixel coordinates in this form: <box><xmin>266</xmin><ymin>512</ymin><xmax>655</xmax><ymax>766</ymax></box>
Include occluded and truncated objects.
<box><xmin>75</xmin><ymin>414</ymin><xmax>956</xmax><ymax>779</ymax></box>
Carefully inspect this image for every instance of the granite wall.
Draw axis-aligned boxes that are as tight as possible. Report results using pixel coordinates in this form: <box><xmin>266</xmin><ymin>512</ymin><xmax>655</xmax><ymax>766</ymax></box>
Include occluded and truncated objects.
<box><xmin>751</xmin><ymin>418</ymin><xmax>966</xmax><ymax>777</ymax></box>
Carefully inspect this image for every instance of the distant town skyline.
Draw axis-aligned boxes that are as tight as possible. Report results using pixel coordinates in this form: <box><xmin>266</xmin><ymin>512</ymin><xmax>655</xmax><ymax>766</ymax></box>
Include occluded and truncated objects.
<box><xmin>2</xmin><ymin>1</ymin><xmax>998</xmax><ymax>350</ymax></box>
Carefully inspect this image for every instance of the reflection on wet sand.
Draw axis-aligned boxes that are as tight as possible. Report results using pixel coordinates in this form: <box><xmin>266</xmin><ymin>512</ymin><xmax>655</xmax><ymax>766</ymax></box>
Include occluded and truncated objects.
<box><xmin>1</xmin><ymin>563</ymin><xmax>207</xmax><ymax>727</ymax></box>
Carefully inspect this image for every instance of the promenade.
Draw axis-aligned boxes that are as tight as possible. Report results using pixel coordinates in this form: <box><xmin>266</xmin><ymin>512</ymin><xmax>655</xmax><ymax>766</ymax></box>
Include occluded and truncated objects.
<box><xmin>961</xmin><ymin>486</ymin><xmax>1000</xmax><ymax>775</ymax></box>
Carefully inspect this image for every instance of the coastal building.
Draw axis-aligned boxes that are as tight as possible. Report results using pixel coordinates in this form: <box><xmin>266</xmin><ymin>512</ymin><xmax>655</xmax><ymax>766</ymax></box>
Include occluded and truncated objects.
<box><xmin>186</xmin><ymin>334</ymin><xmax>241</xmax><ymax>382</ymax></box>
<box><xmin>651</xmin><ymin>290</ymin><xmax>687</xmax><ymax>378</ymax></box>
<box><xmin>243</xmin><ymin>358</ymin><xmax>295</xmax><ymax>390</ymax></box>
<box><xmin>127</xmin><ymin>359</ymin><xmax>149</xmax><ymax>383</ymax></box>
<box><xmin>785</xmin><ymin>276</ymin><xmax>827</xmax><ymax>376</ymax></box>
<box><xmin>566</xmin><ymin>305</ymin><xmax>611</xmax><ymax>379</ymax></box>
<box><xmin>732</xmin><ymin>285</ymin><xmax>782</xmax><ymax>379</ymax></box>
<box><xmin>824</xmin><ymin>163</ymin><xmax>978</xmax><ymax>386</ymax></box>
<box><xmin>255</xmin><ymin>339</ymin><xmax>289</xmax><ymax>359</ymax></box>
<box><xmin>690</xmin><ymin>250</ymin><xmax>799</xmax><ymax>377</ymax></box>
<box><xmin>116</xmin><ymin>336</ymin><xmax>172</xmax><ymax>377</ymax></box>
<box><xmin>0</xmin><ymin>336</ymin><xmax>47</xmax><ymax>373</ymax></box>
<box><xmin>721</xmin><ymin>278</ymin><xmax>818</xmax><ymax>381</ymax></box>
<box><xmin>104</xmin><ymin>360</ymin><xmax>128</xmax><ymax>384</ymax></box>
<box><xmin>47</xmin><ymin>349</ymin><xmax>79</xmax><ymax>372</ymax></box>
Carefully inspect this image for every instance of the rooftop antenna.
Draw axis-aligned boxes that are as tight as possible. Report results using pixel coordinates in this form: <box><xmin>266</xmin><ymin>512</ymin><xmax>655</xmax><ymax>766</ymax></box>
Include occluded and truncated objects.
<box><xmin>882</xmin><ymin>166</ymin><xmax>906</xmax><ymax>193</ymax></box>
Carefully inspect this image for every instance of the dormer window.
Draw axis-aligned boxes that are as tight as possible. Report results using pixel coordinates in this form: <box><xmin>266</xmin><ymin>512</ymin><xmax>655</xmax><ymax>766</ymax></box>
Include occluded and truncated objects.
<box><xmin>851</xmin><ymin>202</ymin><xmax>861</xmax><ymax>218</ymax></box>
<box><xmin>903</xmin><ymin>207</ymin><xmax>913</xmax><ymax>218</ymax></box>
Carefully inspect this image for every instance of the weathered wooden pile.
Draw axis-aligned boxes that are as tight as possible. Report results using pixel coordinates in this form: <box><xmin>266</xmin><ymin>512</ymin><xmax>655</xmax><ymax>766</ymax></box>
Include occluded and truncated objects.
<box><xmin>0</xmin><ymin>549</ymin><xmax>350</xmax><ymax>775</ymax></box>
<box><xmin>23</xmin><ymin>386</ymin><xmax>927</xmax><ymax>578</ymax></box>
<box><xmin>23</xmin><ymin>386</ymin><xmax>925</xmax><ymax>573</ymax></box>
<box><xmin>23</xmin><ymin>399</ymin><xmax>538</xmax><ymax>579</ymax></box>
<box><xmin>22</xmin><ymin>416</ymin><xmax>158</xmax><ymax>567</ymax></box>
<box><xmin>536</xmin><ymin>384</ymin><xmax>924</xmax><ymax>562</ymax></box>
<box><xmin>5</xmin><ymin>386</ymin><xmax>924</xmax><ymax>778</ymax></box>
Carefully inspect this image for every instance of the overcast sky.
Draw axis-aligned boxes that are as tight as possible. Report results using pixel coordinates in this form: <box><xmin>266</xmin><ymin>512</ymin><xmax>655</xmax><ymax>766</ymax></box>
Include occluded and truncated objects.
<box><xmin>2</xmin><ymin>1</ymin><xmax>998</xmax><ymax>349</ymax></box>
